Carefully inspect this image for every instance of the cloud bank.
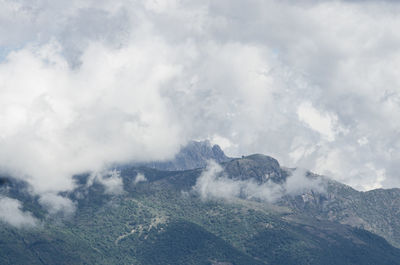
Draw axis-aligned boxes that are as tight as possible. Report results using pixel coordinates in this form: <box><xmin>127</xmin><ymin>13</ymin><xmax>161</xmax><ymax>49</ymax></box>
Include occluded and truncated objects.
<box><xmin>0</xmin><ymin>0</ymin><xmax>400</xmax><ymax>213</ymax></box>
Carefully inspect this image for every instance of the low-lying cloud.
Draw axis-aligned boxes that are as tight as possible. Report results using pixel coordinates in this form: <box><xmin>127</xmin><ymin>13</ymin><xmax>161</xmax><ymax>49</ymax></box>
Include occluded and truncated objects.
<box><xmin>0</xmin><ymin>196</ymin><xmax>38</xmax><ymax>228</ymax></box>
<box><xmin>38</xmin><ymin>193</ymin><xmax>76</xmax><ymax>216</ymax></box>
<box><xmin>134</xmin><ymin>173</ymin><xmax>147</xmax><ymax>185</ymax></box>
<box><xmin>285</xmin><ymin>168</ymin><xmax>325</xmax><ymax>195</ymax></box>
<box><xmin>88</xmin><ymin>169</ymin><xmax>125</xmax><ymax>195</ymax></box>
<box><xmin>193</xmin><ymin>161</ymin><xmax>324</xmax><ymax>202</ymax></box>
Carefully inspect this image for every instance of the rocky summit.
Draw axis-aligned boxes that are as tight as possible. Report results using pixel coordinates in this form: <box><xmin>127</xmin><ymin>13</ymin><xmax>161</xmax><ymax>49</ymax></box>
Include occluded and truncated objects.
<box><xmin>137</xmin><ymin>140</ymin><xmax>231</xmax><ymax>171</ymax></box>
<box><xmin>223</xmin><ymin>154</ymin><xmax>287</xmax><ymax>184</ymax></box>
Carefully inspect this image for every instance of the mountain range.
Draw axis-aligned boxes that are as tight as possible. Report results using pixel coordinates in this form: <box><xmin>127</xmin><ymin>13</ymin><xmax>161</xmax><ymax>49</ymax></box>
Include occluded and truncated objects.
<box><xmin>1</xmin><ymin>141</ymin><xmax>400</xmax><ymax>264</ymax></box>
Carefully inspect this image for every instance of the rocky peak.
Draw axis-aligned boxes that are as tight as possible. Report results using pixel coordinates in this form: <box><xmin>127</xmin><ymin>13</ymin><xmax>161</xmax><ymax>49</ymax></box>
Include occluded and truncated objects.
<box><xmin>140</xmin><ymin>140</ymin><xmax>231</xmax><ymax>171</ymax></box>
<box><xmin>223</xmin><ymin>154</ymin><xmax>286</xmax><ymax>184</ymax></box>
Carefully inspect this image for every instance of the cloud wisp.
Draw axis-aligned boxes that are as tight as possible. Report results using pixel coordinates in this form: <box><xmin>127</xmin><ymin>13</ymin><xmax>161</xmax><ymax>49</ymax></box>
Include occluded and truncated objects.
<box><xmin>0</xmin><ymin>196</ymin><xmax>38</xmax><ymax>228</ymax></box>
<box><xmin>87</xmin><ymin>169</ymin><xmax>125</xmax><ymax>195</ymax></box>
<box><xmin>193</xmin><ymin>161</ymin><xmax>324</xmax><ymax>203</ymax></box>
<box><xmin>134</xmin><ymin>173</ymin><xmax>147</xmax><ymax>185</ymax></box>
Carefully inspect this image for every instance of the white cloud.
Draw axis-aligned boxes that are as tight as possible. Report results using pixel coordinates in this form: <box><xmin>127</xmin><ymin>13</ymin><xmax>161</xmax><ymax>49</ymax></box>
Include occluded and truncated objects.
<box><xmin>0</xmin><ymin>196</ymin><xmax>38</xmax><ymax>228</ymax></box>
<box><xmin>193</xmin><ymin>161</ymin><xmax>324</xmax><ymax>202</ymax></box>
<box><xmin>0</xmin><ymin>0</ymin><xmax>400</xmax><ymax>195</ymax></box>
<box><xmin>38</xmin><ymin>193</ymin><xmax>76</xmax><ymax>216</ymax></box>
<box><xmin>134</xmin><ymin>173</ymin><xmax>147</xmax><ymax>184</ymax></box>
<box><xmin>193</xmin><ymin>161</ymin><xmax>242</xmax><ymax>201</ymax></box>
<box><xmin>209</xmin><ymin>134</ymin><xmax>235</xmax><ymax>151</ymax></box>
<box><xmin>357</xmin><ymin>137</ymin><xmax>369</xmax><ymax>146</ymax></box>
<box><xmin>285</xmin><ymin>168</ymin><xmax>325</xmax><ymax>195</ymax></box>
<box><xmin>297</xmin><ymin>102</ymin><xmax>339</xmax><ymax>142</ymax></box>
<box><xmin>90</xmin><ymin>169</ymin><xmax>124</xmax><ymax>195</ymax></box>
<box><xmin>0</xmin><ymin>38</ymin><xmax>183</xmax><ymax>203</ymax></box>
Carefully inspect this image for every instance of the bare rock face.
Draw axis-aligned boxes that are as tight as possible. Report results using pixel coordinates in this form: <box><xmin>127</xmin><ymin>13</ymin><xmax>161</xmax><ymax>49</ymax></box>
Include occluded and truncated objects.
<box><xmin>223</xmin><ymin>154</ymin><xmax>286</xmax><ymax>184</ymax></box>
<box><xmin>139</xmin><ymin>140</ymin><xmax>231</xmax><ymax>171</ymax></box>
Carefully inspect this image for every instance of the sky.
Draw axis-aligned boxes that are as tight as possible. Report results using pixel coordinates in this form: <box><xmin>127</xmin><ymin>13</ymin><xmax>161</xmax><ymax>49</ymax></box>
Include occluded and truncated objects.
<box><xmin>0</xmin><ymin>0</ymin><xmax>400</xmax><ymax>205</ymax></box>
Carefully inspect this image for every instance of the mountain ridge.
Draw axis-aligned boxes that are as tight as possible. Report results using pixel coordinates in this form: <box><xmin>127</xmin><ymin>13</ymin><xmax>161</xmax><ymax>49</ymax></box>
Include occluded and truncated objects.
<box><xmin>136</xmin><ymin>140</ymin><xmax>231</xmax><ymax>171</ymax></box>
<box><xmin>137</xmin><ymin>141</ymin><xmax>400</xmax><ymax>248</ymax></box>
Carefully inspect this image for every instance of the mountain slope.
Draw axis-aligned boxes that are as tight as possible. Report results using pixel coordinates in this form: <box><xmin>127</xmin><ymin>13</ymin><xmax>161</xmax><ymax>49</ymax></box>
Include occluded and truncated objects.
<box><xmin>2</xmin><ymin>148</ymin><xmax>400</xmax><ymax>264</ymax></box>
<box><xmin>278</xmin><ymin>175</ymin><xmax>400</xmax><ymax>248</ymax></box>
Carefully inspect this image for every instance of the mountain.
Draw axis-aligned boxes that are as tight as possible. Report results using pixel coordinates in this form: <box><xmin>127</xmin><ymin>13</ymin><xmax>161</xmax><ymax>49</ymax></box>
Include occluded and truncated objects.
<box><xmin>137</xmin><ymin>140</ymin><xmax>231</xmax><ymax>171</ymax></box>
<box><xmin>220</xmin><ymin>153</ymin><xmax>400</xmax><ymax>249</ymax></box>
<box><xmin>278</xmin><ymin>174</ymin><xmax>400</xmax><ymax>248</ymax></box>
<box><xmin>223</xmin><ymin>154</ymin><xmax>287</xmax><ymax>184</ymax></box>
<box><xmin>1</xmin><ymin>143</ymin><xmax>400</xmax><ymax>264</ymax></box>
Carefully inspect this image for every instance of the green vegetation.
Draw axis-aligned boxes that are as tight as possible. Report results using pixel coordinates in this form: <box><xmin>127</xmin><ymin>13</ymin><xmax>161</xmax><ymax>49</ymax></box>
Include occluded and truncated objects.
<box><xmin>2</xmin><ymin>161</ymin><xmax>400</xmax><ymax>265</ymax></box>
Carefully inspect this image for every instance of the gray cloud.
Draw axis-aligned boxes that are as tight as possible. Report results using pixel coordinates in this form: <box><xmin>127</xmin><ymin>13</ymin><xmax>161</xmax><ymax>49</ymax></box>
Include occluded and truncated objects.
<box><xmin>0</xmin><ymin>0</ymin><xmax>399</xmax><ymax>209</ymax></box>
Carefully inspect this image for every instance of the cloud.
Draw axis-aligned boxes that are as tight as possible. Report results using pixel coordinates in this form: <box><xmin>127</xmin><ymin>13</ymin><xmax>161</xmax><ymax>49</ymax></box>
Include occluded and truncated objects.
<box><xmin>38</xmin><ymin>193</ymin><xmax>76</xmax><ymax>216</ymax></box>
<box><xmin>285</xmin><ymin>168</ymin><xmax>325</xmax><ymax>195</ymax></box>
<box><xmin>134</xmin><ymin>173</ymin><xmax>147</xmax><ymax>184</ymax></box>
<box><xmin>0</xmin><ymin>38</ymin><xmax>183</xmax><ymax>210</ymax></box>
<box><xmin>0</xmin><ymin>0</ymin><xmax>400</xmax><ymax>199</ymax></box>
<box><xmin>297</xmin><ymin>102</ymin><xmax>340</xmax><ymax>142</ymax></box>
<box><xmin>89</xmin><ymin>169</ymin><xmax>125</xmax><ymax>195</ymax></box>
<box><xmin>0</xmin><ymin>196</ymin><xmax>38</xmax><ymax>228</ymax></box>
<box><xmin>193</xmin><ymin>161</ymin><xmax>243</xmax><ymax>201</ymax></box>
<box><xmin>193</xmin><ymin>161</ymin><xmax>324</xmax><ymax>202</ymax></box>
